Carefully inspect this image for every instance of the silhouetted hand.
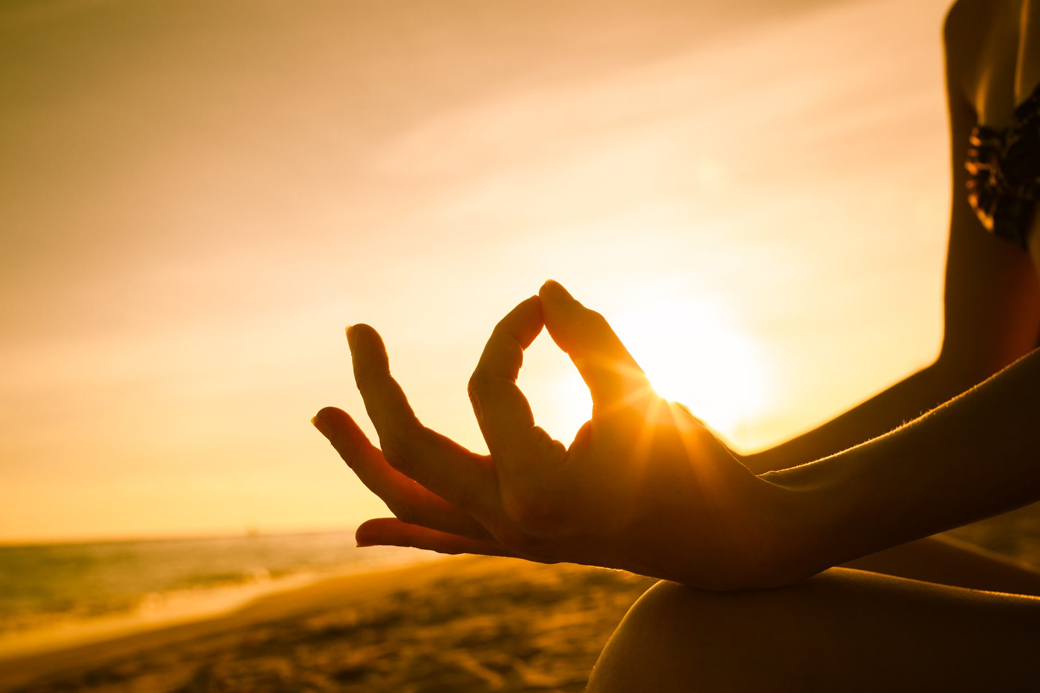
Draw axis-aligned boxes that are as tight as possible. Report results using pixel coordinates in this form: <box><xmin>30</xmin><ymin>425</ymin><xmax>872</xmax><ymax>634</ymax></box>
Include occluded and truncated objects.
<box><xmin>313</xmin><ymin>282</ymin><xmax>791</xmax><ymax>589</ymax></box>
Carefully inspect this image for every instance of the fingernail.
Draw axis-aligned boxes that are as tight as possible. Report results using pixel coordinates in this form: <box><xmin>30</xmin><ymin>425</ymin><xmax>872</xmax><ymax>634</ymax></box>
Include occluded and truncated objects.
<box><xmin>311</xmin><ymin>414</ymin><xmax>332</xmax><ymax>440</ymax></box>
<box><xmin>345</xmin><ymin>325</ymin><xmax>356</xmax><ymax>350</ymax></box>
<box><xmin>541</xmin><ymin>280</ymin><xmax>573</xmax><ymax>301</ymax></box>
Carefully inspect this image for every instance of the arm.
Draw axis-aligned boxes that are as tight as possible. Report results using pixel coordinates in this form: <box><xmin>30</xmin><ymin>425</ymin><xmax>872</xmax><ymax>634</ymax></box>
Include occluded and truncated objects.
<box><xmin>762</xmin><ymin>13</ymin><xmax>1040</xmax><ymax>572</ymax></box>
<box><xmin>316</xmin><ymin>282</ymin><xmax>1040</xmax><ymax>591</ymax></box>
<box><xmin>316</xmin><ymin>17</ymin><xmax>1040</xmax><ymax>592</ymax></box>
<box><xmin>742</xmin><ymin>22</ymin><xmax>1040</xmax><ymax>476</ymax></box>
<box><xmin>741</xmin><ymin>364</ymin><xmax>966</xmax><ymax>475</ymax></box>
<box><xmin>766</xmin><ymin>346</ymin><xmax>1040</xmax><ymax>584</ymax></box>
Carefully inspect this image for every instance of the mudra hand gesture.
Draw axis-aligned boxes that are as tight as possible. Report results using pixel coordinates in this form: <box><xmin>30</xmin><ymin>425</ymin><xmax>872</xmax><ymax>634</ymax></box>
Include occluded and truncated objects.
<box><xmin>313</xmin><ymin>281</ymin><xmax>792</xmax><ymax>590</ymax></box>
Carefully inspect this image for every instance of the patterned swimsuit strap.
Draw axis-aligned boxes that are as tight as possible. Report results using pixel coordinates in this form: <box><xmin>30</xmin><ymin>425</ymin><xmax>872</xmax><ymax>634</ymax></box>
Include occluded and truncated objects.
<box><xmin>966</xmin><ymin>81</ymin><xmax>1040</xmax><ymax>249</ymax></box>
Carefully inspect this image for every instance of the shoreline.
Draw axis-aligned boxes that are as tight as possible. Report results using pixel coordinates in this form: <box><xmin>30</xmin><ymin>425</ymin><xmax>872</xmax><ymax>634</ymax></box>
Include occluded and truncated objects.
<box><xmin>0</xmin><ymin>547</ymin><xmax>438</xmax><ymax>663</ymax></box>
<box><xmin>0</xmin><ymin>556</ymin><xmax>468</xmax><ymax>690</ymax></box>
<box><xmin>0</xmin><ymin>556</ymin><xmax>655</xmax><ymax>693</ymax></box>
<box><xmin>0</xmin><ymin>531</ymin><xmax>432</xmax><ymax>663</ymax></box>
<box><xmin>0</xmin><ymin>566</ymin><xmax>345</xmax><ymax>662</ymax></box>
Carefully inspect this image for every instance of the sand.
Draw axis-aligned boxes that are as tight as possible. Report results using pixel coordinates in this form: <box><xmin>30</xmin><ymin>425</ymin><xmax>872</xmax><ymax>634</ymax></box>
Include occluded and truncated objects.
<box><xmin>0</xmin><ymin>556</ymin><xmax>656</xmax><ymax>693</ymax></box>
<box><xmin>4</xmin><ymin>504</ymin><xmax>1038</xmax><ymax>693</ymax></box>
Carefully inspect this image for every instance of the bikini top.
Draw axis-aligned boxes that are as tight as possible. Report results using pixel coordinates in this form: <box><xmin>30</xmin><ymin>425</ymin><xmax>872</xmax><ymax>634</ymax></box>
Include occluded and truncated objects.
<box><xmin>966</xmin><ymin>82</ymin><xmax>1040</xmax><ymax>249</ymax></box>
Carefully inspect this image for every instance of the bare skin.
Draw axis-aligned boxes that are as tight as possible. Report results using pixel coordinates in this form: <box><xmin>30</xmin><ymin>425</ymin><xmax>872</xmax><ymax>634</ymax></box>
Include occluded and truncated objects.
<box><xmin>312</xmin><ymin>0</ymin><xmax>1040</xmax><ymax>688</ymax></box>
<box><xmin>738</xmin><ymin>0</ymin><xmax>1040</xmax><ymax>593</ymax></box>
<box><xmin>585</xmin><ymin>2</ymin><xmax>1040</xmax><ymax>688</ymax></box>
<box><xmin>587</xmin><ymin>571</ymin><xmax>1040</xmax><ymax>692</ymax></box>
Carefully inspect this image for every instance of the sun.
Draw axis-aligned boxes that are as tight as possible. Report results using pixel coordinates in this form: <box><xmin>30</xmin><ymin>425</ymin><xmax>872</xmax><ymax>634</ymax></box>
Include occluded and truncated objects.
<box><xmin>613</xmin><ymin>296</ymin><xmax>769</xmax><ymax>438</ymax></box>
<box><xmin>526</xmin><ymin>292</ymin><xmax>771</xmax><ymax>448</ymax></box>
<box><xmin>550</xmin><ymin>294</ymin><xmax>770</xmax><ymax>443</ymax></box>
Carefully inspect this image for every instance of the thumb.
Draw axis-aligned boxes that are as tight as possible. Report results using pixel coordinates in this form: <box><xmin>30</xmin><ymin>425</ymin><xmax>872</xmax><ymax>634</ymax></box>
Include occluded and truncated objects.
<box><xmin>538</xmin><ymin>280</ymin><xmax>651</xmax><ymax>411</ymax></box>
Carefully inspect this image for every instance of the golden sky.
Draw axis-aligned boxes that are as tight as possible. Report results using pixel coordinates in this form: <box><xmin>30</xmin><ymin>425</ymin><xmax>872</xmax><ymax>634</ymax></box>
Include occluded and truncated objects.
<box><xmin>1</xmin><ymin>0</ymin><xmax>954</xmax><ymax>542</ymax></box>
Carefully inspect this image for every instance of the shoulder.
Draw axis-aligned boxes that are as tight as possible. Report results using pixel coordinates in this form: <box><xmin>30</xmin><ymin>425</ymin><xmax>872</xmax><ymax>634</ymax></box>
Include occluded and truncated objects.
<box><xmin>1019</xmin><ymin>1</ymin><xmax>1040</xmax><ymax>103</ymax></box>
<box><xmin>944</xmin><ymin>0</ymin><xmax>1038</xmax><ymax>111</ymax></box>
<box><xmin>942</xmin><ymin>0</ymin><xmax>987</xmax><ymax>107</ymax></box>
<box><xmin>943</xmin><ymin>0</ymin><xmax>990</xmax><ymax>46</ymax></box>
<box><xmin>942</xmin><ymin>0</ymin><xmax>1009</xmax><ymax>106</ymax></box>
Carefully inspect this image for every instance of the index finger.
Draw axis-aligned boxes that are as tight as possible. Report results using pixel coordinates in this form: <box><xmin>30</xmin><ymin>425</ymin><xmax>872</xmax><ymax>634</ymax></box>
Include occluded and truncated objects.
<box><xmin>348</xmin><ymin>323</ymin><xmax>498</xmax><ymax>516</ymax></box>
<box><xmin>468</xmin><ymin>297</ymin><xmax>561</xmax><ymax>479</ymax></box>
<box><xmin>539</xmin><ymin>280</ymin><xmax>652</xmax><ymax>414</ymax></box>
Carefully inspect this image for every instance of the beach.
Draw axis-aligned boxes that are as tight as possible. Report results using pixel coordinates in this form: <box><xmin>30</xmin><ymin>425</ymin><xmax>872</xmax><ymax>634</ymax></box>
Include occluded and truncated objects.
<box><xmin>0</xmin><ymin>556</ymin><xmax>656</xmax><ymax>693</ymax></box>
<box><xmin>3</xmin><ymin>504</ymin><xmax>1040</xmax><ymax>693</ymax></box>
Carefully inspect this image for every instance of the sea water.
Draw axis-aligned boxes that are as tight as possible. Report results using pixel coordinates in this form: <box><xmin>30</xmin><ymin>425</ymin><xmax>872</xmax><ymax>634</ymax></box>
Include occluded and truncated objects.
<box><xmin>0</xmin><ymin>530</ymin><xmax>428</xmax><ymax>658</ymax></box>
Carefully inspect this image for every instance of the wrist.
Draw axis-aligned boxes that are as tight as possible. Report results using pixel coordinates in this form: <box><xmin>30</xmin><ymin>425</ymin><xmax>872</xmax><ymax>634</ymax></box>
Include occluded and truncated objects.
<box><xmin>696</xmin><ymin>469</ymin><xmax>827</xmax><ymax>590</ymax></box>
<box><xmin>752</xmin><ymin>466</ymin><xmax>845</xmax><ymax>586</ymax></box>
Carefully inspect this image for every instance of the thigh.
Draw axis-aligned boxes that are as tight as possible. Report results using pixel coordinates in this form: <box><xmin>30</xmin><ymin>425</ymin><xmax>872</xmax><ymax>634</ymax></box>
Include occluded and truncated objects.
<box><xmin>841</xmin><ymin>534</ymin><xmax>1040</xmax><ymax>596</ymax></box>
<box><xmin>587</xmin><ymin>568</ymin><xmax>1040</xmax><ymax>693</ymax></box>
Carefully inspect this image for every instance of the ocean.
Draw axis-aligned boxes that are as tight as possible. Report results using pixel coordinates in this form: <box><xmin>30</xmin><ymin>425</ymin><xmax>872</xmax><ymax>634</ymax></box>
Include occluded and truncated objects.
<box><xmin>0</xmin><ymin>530</ymin><xmax>428</xmax><ymax>659</ymax></box>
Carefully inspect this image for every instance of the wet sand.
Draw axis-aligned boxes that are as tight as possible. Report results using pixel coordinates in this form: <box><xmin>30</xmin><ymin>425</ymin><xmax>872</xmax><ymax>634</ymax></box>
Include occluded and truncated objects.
<box><xmin>0</xmin><ymin>556</ymin><xmax>655</xmax><ymax>693</ymax></box>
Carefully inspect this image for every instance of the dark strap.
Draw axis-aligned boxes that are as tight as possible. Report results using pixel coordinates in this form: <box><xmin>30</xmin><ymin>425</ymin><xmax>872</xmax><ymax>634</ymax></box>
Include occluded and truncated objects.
<box><xmin>965</xmin><ymin>82</ymin><xmax>1040</xmax><ymax>250</ymax></box>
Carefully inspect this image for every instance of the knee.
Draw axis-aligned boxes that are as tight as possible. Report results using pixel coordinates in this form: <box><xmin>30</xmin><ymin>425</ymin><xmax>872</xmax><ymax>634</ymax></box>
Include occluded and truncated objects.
<box><xmin>585</xmin><ymin>580</ymin><xmax>752</xmax><ymax>692</ymax></box>
<box><xmin>586</xmin><ymin>576</ymin><xmax>829</xmax><ymax>692</ymax></box>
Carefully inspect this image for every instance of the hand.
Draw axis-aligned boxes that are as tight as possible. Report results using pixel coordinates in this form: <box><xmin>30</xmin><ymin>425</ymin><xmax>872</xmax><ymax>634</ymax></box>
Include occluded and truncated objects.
<box><xmin>313</xmin><ymin>282</ymin><xmax>793</xmax><ymax>589</ymax></box>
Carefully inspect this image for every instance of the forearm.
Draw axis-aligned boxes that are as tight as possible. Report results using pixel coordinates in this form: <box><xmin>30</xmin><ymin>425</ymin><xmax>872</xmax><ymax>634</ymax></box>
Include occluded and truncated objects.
<box><xmin>765</xmin><ymin>348</ymin><xmax>1040</xmax><ymax>581</ymax></box>
<box><xmin>742</xmin><ymin>358</ymin><xmax>980</xmax><ymax>475</ymax></box>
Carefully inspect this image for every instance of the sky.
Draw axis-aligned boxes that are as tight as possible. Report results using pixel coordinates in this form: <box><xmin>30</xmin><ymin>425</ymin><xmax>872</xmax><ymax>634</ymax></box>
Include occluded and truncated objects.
<box><xmin>0</xmin><ymin>0</ymin><xmax>955</xmax><ymax>542</ymax></box>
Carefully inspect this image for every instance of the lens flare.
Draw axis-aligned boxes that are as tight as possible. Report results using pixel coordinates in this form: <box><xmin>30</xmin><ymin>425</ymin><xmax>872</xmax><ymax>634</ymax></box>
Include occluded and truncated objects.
<box><xmin>608</xmin><ymin>296</ymin><xmax>770</xmax><ymax>440</ymax></box>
